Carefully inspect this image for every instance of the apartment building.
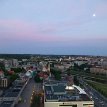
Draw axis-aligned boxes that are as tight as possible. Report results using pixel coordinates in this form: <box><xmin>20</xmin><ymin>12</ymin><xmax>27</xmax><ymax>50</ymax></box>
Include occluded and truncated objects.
<box><xmin>90</xmin><ymin>67</ymin><xmax>107</xmax><ymax>75</ymax></box>
<box><xmin>0</xmin><ymin>78</ymin><xmax>9</xmax><ymax>88</ymax></box>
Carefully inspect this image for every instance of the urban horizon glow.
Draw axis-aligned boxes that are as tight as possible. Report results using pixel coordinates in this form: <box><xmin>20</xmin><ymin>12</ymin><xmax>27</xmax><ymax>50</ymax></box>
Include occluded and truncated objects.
<box><xmin>0</xmin><ymin>0</ymin><xmax>107</xmax><ymax>55</ymax></box>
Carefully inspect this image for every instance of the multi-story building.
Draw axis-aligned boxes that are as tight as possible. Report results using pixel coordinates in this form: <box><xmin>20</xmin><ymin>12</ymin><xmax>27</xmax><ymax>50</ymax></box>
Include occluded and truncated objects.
<box><xmin>4</xmin><ymin>60</ymin><xmax>13</xmax><ymax>70</ymax></box>
<box><xmin>44</xmin><ymin>80</ymin><xmax>94</xmax><ymax>107</ymax></box>
<box><xmin>101</xmin><ymin>61</ymin><xmax>107</xmax><ymax>69</ymax></box>
<box><xmin>74</xmin><ymin>60</ymin><xmax>88</xmax><ymax>66</ymax></box>
<box><xmin>12</xmin><ymin>59</ymin><xmax>19</xmax><ymax>67</ymax></box>
<box><xmin>90</xmin><ymin>67</ymin><xmax>107</xmax><ymax>75</ymax></box>
<box><xmin>38</xmin><ymin>61</ymin><xmax>50</xmax><ymax>73</ymax></box>
<box><xmin>0</xmin><ymin>77</ymin><xmax>10</xmax><ymax>88</ymax></box>
<box><xmin>54</xmin><ymin>64</ymin><xmax>65</xmax><ymax>71</ymax></box>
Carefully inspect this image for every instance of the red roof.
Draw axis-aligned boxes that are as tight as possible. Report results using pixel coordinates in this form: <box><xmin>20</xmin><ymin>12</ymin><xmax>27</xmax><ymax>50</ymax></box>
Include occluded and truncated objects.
<box><xmin>38</xmin><ymin>72</ymin><xmax>49</xmax><ymax>79</ymax></box>
<box><xmin>8</xmin><ymin>70</ymin><xmax>14</xmax><ymax>74</ymax></box>
<box><xmin>0</xmin><ymin>70</ymin><xmax>3</xmax><ymax>74</ymax></box>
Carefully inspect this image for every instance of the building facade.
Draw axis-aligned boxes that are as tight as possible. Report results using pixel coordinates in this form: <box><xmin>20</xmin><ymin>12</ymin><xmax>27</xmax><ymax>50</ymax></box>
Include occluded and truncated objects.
<box><xmin>0</xmin><ymin>78</ymin><xmax>9</xmax><ymax>88</ymax></box>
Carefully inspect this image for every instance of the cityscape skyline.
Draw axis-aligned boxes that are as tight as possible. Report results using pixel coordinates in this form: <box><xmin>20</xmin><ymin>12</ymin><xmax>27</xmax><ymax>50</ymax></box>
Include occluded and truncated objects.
<box><xmin>0</xmin><ymin>0</ymin><xmax>107</xmax><ymax>55</ymax></box>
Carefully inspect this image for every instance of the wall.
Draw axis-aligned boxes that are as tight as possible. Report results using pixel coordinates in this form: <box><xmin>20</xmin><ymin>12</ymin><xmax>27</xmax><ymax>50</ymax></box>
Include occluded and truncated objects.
<box><xmin>44</xmin><ymin>101</ymin><xmax>94</xmax><ymax>107</ymax></box>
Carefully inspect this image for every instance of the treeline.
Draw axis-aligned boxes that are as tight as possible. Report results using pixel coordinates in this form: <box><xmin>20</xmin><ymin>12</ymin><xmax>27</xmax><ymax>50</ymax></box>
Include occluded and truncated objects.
<box><xmin>85</xmin><ymin>77</ymin><xmax>107</xmax><ymax>84</ymax></box>
<box><xmin>0</xmin><ymin>54</ymin><xmax>31</xmax><ymax>60</ymax></box>
<box><xmin>73</xmin><ymin>63</ymin><xmax>91</xmax><ymax>71</ymax></box>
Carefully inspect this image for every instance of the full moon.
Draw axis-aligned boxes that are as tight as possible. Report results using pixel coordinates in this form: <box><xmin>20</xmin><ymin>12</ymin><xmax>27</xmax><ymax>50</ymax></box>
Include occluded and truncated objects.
<box><xmin>93</xmin><ymin>14</ymin><xmax>96</xmax><ymax>17</ymax></box>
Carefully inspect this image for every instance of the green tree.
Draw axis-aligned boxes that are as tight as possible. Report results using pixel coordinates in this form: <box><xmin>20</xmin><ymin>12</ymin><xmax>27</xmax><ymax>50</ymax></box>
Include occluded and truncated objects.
<box><xmin>73</xmin><ymin>76</ymin><xmax>79</xmax><ymax>86</ymax></box>
<box><xmin>11</xmin><ymin>67</ymin><xmax>24</xmax><ymax>73</ymax></box>
<box><xmin>73</xmin><ymin>63</ymin><xmax>79</xmax><ymax>70</ymax></box>
<box><xmin>34</xmin><ymin>74</ymin><xmax>43</xmax><ymax>83</ymax></box>
<box><xmin>55</xmin><ymin>73</ymin><xmax>61</xmax><ymax>80</ymax></box>
<box><xmin>31</xmin><ymin>95</ymin><xmax>40</xmax><ymax>107</ymax></box>
<box><xmin>10</xmin><ymin>74</ymin><xmax>19</xmax><ymax>82</ymax></box>
<box><xmin>0</xmin><ymin>62</ymin><xmax>5</xmax><ymax>71</ymax></box>
<box><xmin>50</xmin><ymin>68</ymin><xmax>61</xmax><ymax>80</ymax></box>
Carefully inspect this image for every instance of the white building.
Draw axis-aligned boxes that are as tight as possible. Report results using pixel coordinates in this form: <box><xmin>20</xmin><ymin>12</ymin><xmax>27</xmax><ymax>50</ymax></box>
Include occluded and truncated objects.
<box><xmin>74</xmin><ymin>60</ymin><xmax>88</xmax><ymax>66</ymax></box>
<box><xmin>25</xmin><ymin>70</ymin><xmax>33</xmax><ymax>78</ymax></box>
<box><xmin>12</xmin><ymin>59</ymin><xmax>19</xmax><ymax>67</ymax></box>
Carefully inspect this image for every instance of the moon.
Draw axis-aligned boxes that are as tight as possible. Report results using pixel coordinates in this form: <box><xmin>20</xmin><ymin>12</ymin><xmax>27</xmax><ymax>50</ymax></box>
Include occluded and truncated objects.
<box><xmin>93</xmin><ymin>14</ymin><xmax>96</xmax><ymax>17</ymax></box>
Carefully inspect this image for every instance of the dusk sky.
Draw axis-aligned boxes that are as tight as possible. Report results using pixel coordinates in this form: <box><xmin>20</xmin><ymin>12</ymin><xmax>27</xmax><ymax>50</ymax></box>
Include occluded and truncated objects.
<box><xmin>0</xmin><ymin>0</ymin><xmax>107</xmax><ymax>55</ymax></box>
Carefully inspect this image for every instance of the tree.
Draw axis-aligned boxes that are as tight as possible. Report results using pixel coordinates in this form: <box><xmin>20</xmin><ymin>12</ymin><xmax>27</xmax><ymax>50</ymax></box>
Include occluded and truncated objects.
<box><xmin>73</xmin><ymin>63</ymin><xmax>79</xmax><ymax>70</ymax></box>
<box><xmin>31</xmin><ymin>95</ymin><xmax>40</xmax><ymax>107</ymax></box>
<box><xmin>50</xmin><ymin>68</ymin><xmax>61</xmax><ymax>80</ymax></box>
<box><xmin>67</xmin><ymin>70</ymin><xmax>72</xmax><ymax>76</ymax></box>
<box><xmin>55</xmin><ymin>73</ymin><xmax>61</xmax><ymax>80</ymax></box>
<box><xmin>0</xmin><ymin>62</ymin><xmax>5</xmax><ymax>71</ymax></box>
<box><xmin>10</xmin><ymin>74</ymin><xmax>19</xmax><ymax>82</ymax></box>
<box><xmin>34</xmin><ymin>74</ymin><xmax>43</xmax><ymax>83</ymax></box>
<box><xmin>73</xmin><ymin>76</ymin><xmax>79</xmax><ymax>86</ymax></box>
<box><xmin>11</xmin><ymin>67</ymin><xmax>24</xmax><ymax>73</ymax></box>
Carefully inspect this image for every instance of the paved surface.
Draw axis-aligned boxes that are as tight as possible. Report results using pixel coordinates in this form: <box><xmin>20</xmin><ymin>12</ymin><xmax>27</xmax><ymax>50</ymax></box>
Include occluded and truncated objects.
<box><xmin>15</xmin><ymin>78</ymin><xmax>36</xmax><ymax>107</ymax></box>
<box><xmin>35</xmin><ymin>83</ymin><xmax>43</xmax><ymax>93</ymax></box>
<box><xmin>78</xmin><ymin>77</ymin><xmax>107</xmax><ymax>107</ymax></box>
<box><xmin>15</xmin><ymin>78</ymin><xmax>43</xmax><ymax>107</ymax></box>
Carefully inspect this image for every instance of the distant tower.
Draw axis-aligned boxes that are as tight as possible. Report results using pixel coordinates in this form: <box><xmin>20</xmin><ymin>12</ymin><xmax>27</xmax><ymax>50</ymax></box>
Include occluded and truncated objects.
<box><xmin>47</xmin><ymin>62</ymin><xmax>50</xmax><ymax>72</ymax></box>
<box><xmin>47</xmin><ymin>62</ymin><xmax>51</xmax><ymax>77</ymax></box>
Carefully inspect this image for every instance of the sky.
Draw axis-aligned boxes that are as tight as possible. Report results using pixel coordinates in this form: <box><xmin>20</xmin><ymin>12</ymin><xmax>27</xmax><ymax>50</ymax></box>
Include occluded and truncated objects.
<box><xmin>0</xmin><ymin>0</ymin><xmax>107</xmax><ymax>55</ymax></box>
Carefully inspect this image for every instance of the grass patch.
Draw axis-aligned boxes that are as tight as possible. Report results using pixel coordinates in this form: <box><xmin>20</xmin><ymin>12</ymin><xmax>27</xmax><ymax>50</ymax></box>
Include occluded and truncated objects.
<box><xmin>70</xmin><ymin>70</ymin><xmax>107</xmax><ymax>83</ymax></box>
<box><xmin>86</xmin><ymin>80</ymin><xmax>107</xmax><ymax>98</ymax></box>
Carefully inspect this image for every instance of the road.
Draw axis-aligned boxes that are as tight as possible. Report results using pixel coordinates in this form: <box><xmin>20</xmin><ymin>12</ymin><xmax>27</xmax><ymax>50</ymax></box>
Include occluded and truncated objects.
<box><xmin>15</xmin><ymin>78</ymin><xmax>43</xmax><ymax>107</ymax></box>
<box><xmin>78</xmin><ymin>77</ymin><xmax>107</xmax><ymax>107</ymax></box>
<box><xmin>35</xmin><ymin>83</ymin><xmax>43</xmax><ymax>93</ymax></box>
<box><xmin>15</xmin><ymin>78</ymin><xmax>35</xmax><ymax>107</ymax></box>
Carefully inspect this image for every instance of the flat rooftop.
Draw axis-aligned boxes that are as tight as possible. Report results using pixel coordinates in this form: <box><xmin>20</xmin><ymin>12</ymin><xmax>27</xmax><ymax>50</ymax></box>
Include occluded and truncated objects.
<box><xmin>4</xmin><ymin>92</ymin><xmax>19</xmax><ymax>97</ymax></box>
<box><xmin>0</xmin><ymin>101</ymin><xmax>13</xmax><ymax>107</ymax></box>
<box><xmin>44</xmin><ymin>81</ymin><xmax>91</xmax><ymax>102</ymax></box>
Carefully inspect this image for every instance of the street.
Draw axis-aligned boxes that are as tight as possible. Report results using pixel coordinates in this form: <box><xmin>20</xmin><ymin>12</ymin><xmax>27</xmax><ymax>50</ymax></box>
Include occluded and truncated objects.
<box><xmin>15</xmin><ymin>78</ymin><xmax>35</xmax><ymax>107</ymax></box>
<box><xmin>79</xmin><ymin>77</ymin><xmax>107</xmax><ymax>107</ymax></box>
<box><xmin>15</xmin><ymin>78</ymin><xmax>43</xmax><ymax>107</ymax></box>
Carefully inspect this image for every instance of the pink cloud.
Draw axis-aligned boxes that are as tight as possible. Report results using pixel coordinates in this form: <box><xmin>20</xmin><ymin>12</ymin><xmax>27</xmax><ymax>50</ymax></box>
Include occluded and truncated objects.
<box><xmin>0</xmin><ymin>20</ymin><xmax>30</xmax><ymax>29</ymax></box>
<box><xmin>0</xmin><ymin>19</ymin><xmax>74</xmax><ymax>42</ymax></box>
<box><xmin>0</xmin><ymin>19</ymin><xmax>107</xmax><ymax>43</ymax></box>
<box><xmin>0</xmin><ymin>19</ymin><xmax>62</xmax><ymax>42</ymax></box>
